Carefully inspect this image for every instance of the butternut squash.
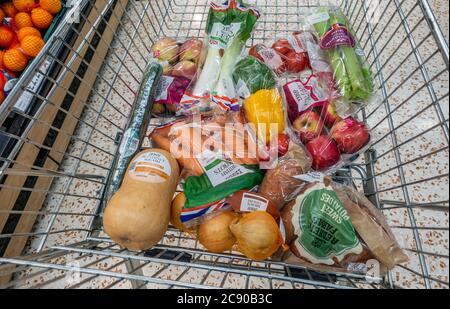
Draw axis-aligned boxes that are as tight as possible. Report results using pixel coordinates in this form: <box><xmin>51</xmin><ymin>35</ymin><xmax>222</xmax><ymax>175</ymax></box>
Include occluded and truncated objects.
<box><xmin>103</xmin><ymin>149</ymin><xmax>180</xmax><ymax>251</ymax></box>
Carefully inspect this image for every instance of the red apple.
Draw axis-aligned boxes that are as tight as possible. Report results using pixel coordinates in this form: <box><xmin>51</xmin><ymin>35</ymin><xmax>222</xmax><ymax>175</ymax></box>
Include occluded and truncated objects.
<box><xmin>152</xmin><ymin>37</ymin><xmax>179</xmax><ymax>64</ymax></box>
<box><xmin>272</xmin><ymin>39</ymin><xmax>293</xmax><ymax>56</ymax></box>
<box><xmin>285</xmin><ymin>50</ymin><xmax>309</xmax><ymax>73</ymax></box>
<box><xmin>172</xmin><ymin>61</ymin><xmax>197</xmax><ymax>80</ymax></box>
<box><xmin>293</xmin><ymin>111</ymin><xmax>324</xmax><ymax>144</ymax></box>
<box><xmin>307</xmin><ymin>136</ymin><xmax>341</xmax><ymax>171</ymax></box>
<box><xmin>330</xmin><ymin>117</ymin><xmax>370</xmax><ymax>154</ymax></box>
<box><xmin>322</xmin><ymin>101</ymin><xmax>342</xmax><ymax>128</ymax></box>
<box><xmin>180</xmin><ymin>39</ymin><xmax>203</xmax><ymax>63</ymax></box>
<box><xmin>269</xmin><ymin>133</ymin><xmax>290</xmax><ymax>157</ymax></box>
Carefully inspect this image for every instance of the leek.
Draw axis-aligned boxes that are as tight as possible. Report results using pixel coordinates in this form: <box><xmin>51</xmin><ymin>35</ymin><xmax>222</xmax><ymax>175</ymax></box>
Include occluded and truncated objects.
<box><xmin>193</xmin><ymin>0</ymin><xmax>260</xmax><ymax>103</ymax></box>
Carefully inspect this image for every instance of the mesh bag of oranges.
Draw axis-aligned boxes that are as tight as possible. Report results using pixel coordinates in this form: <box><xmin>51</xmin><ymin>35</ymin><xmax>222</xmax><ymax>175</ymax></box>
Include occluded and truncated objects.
<box><xmin>0</xmin><ymin>0</ymin><xmax>62</xmax><ymax>102</ymax></box>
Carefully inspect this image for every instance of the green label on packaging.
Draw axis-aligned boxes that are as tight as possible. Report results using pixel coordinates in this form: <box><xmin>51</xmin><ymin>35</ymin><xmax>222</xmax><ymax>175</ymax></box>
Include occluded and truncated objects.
<box><xmin>292</xmin><ymin>183</ymin><xmax>362</xmax><ymax>265</ymax></box>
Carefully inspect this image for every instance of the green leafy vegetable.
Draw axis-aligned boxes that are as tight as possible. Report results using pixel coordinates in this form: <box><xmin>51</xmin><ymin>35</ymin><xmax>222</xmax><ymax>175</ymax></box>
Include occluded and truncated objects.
<box><xmin>232</xmin><ymin>56</ymin><xmax>277</xmax><ymax>96</ymax></box>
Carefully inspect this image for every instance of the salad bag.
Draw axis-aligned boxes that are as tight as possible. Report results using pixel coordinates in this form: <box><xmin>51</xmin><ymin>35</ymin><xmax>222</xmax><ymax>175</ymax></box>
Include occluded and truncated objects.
<box><xmin>180</xmin><ymin>0</ymin><xmax>260</xmax><ymax>114</ymax></box>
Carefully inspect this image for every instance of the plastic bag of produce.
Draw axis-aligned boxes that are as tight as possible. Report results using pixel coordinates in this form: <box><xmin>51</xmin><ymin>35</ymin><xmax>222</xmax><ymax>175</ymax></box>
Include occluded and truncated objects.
<box><xmin>248</xmin><ymin>32</ymin><xmax>311</xmax><ymax>77</ymax></box>
<box><xmin>150</xmin><ymin>112</ymin><xmax>267</xmax><ymax>177</ymax></box>
<box><xmin>179</xmin><ymin>0</ymin><xmax>260</xmax><ymax>114</ymax></box>
<box><xmin>283</xmin><ymin>74</ymin><xmax>372</xmax><ymax>174</ymax></box>
<box><xmin>280</xmin><ymin>177</ymin><xmax>409</xmax><ymax>274</ymax></box>
<box><xmin>232</xmin><ymin>56</ymin><xmax>277</xmax><ymax>99</ymax></box>
<box><xmin>171</xmin><ymin>190</ymin><xmax>287</xmax><ymax>261</ymax></box>
<box><xmin>259</xmin><ymin>142</ymin><xmax>312</xmax><ymax>210</ymax></box>
<box><xmin>150</xmin><ymin>37</ymin><xmax>205</xmax><ymax>115</ymax></box>
<box><xmin>306</xmin><ymin>7</ymin><xmax>375</xmax><ymax>106</ymax></box>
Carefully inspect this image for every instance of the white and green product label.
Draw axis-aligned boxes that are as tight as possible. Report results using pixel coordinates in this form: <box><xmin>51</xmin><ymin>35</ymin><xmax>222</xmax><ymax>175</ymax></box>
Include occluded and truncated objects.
<box><xmin>198</xmin><ymin>152</ymin><xmax>253</xmax><ymax>187</ymax></box>
<box><xmin>291</xmin><ymin>183</ymin><xmax>362</xmax><ymax>265</ymax></box>
<box><xmin>209</xmin><ymin>22</ymin><xmax>242</xmax><ymax>49</ymax></box>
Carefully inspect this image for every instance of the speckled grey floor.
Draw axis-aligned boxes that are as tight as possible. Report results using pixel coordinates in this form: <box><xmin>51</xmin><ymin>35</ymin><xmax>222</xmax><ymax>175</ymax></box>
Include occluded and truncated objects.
<box><xmin>14</xmin><ymin>0</ymin><xmax>449</xmax><ymax>289</ymax></box>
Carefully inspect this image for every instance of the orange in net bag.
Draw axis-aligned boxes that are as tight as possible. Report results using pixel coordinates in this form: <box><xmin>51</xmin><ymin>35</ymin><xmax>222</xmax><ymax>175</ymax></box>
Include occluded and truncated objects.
<box><xmin>14</xmin><ymin>12</ymin><xmax>34</xmax><ymax>29</ymax></box>
<box><xmin>13</xmin><ymin>0</ymin><xmax>37</xmax><ymax>12</ymax></box>
<box><xmin>31</xmin><ymin>7</ymin><xmax>53</xmax><ymax>29</ymax></box>
<box><xmin>20</xmin><ymin>34</ymin><xmax>44</xmax><ymax>57</ymax></box>
<box><xmin>1</xmin><ymin>3</ymin><xmax>18</xmax><ymax>17</ymax></box>
<box><xmin>0</xmin><ymin>26</ymin><xmax>15</xmax><ymax>49</ymax></box>
<box><xmin>17</xmin><ymin>26</ymin><xmax>41</xmax><ymax>42</ymax></box>
<box><xmin>0</xmin><ymin>8</ymin><xmax>6</xmax><ymax>21</ymax></box>
<box><xmin>39</xmin><ymin>0</ymin><xmax>62</xmax><ymax>15</ymax></box>
<box><xmin>3</xmin><ymin>48</ymin><xmax>28</xmax><ymax>72</ymax></box>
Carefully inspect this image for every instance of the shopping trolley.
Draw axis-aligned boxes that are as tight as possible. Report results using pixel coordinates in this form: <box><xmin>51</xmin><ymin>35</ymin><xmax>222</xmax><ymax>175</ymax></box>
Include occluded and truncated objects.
<box><xmin>0</xmin><ymin>0</ymin><xmax>448</xmax><ymax>289</ymax></box>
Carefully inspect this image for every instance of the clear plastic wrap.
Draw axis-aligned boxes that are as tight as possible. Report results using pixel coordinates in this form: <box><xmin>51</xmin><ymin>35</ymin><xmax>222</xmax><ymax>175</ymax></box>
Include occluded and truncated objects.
<box><xmin>279</xmin><ymin>177</ymin><xmax>409</xmax><ymax>274</ymax></box>
<box><xmin>248</xmin><ymin>32</ymin><xmax>311</xmax><ymax>77</ymax></box>
<box><xmin>306</xmin><ymin>7</ymin><xmax>375</xmax><ymax>106</ymax></box>
<box><xmin>150</xmin><ymin>37</ymin><xmax>205</xmax><ymax>115</ymax></box>
<box><xmin>282</xmin><ymin>74</ymin><xmax>372</xmax><ymax>173</ymax></box>
<box><xmin>179</xmin><ymin>0</ymin><xmax>261</xmax><ymax>114</ymax></box>
<box><xmin>259</xmin><ymin>142</ymin><xmax>311</xmax><ymax>210</ymax></box>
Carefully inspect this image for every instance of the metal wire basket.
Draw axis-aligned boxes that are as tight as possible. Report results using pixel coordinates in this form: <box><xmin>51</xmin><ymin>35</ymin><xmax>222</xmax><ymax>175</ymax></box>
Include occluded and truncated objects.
<box><xmin>0</xmin><ymin>0</ymin><xmax>448</xmax><ymax>289</ymax></box>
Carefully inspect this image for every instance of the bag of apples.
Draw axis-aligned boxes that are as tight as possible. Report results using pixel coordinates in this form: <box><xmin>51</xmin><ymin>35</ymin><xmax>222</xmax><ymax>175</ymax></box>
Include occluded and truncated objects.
<box><xmin>150</xmin><ymin>37</ymin><xmax>205</xmax><ymax>116</ymax></box>
<box><xmin>282</xmin><ymin>74</ymin><xmax>372</xmax><ymax>173</ymax></box>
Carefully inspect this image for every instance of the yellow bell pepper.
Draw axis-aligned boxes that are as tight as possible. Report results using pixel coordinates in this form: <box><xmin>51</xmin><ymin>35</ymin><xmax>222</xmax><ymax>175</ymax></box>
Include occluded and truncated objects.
<box><xmin>244</xmin><ymin>89</ymin><xmax>285</xmax><ymax>143</ymax></box>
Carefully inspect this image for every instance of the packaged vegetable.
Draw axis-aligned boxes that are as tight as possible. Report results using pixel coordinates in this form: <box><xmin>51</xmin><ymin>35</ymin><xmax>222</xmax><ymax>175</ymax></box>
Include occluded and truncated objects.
<box><xmin>280</xmin><ymin>178</ymin><xmax>409</xmax><ymax>273</ymax></box>
<box><xmin>150</xmin><ymin>112</ymin><xmax>264</xmax><ymax>177</ymax></box>
<box><xmin>183</xmin><ymin>162</ymin><xmax>264</xmax><ymax>208</ymax></box>
<box><xmin>248</xmin><ymin>32</ymin><xmax>310</xmax><ymax>77</ymax></box>
<box><xmin>181</xmin><ymin>0</ymin><xmax>260</xmax><ymax>113</ymax></box>
<box><xmin>284</xmin><ymin>77</ymin><xmax>372</xmax><ymax>173</ymax></box>
<box><xmin>244</xmin><ymin>88</ymin><xmax>285</xmax><ymax>144</ymax></box>
<box><xmin>307</xmin><ymin>7</ymin><xmax>374</xmax><ymax>103</ymax></box>
<box><xmin>104</xmin><ymin>60</ymin><xmax>163</xmax><ymax>201</ymax></box>
<box><xmin>232</xmin><ymin>56</ymin><xmax>277</xmax><ymax>98</ymax></box>
<box><xmin>259</xmin><ymin>142</ymin><xmax>311</xmax><ymax>210</ymax></box>
<box><xmin>151</xmin><ymin>37</ymin><xmax>204</xmax><ymax>114</ymax></box>
<box><xmin>228</xmin><ymin>190</ymin><xmax>280</xmax><ymax>219</ymax></box>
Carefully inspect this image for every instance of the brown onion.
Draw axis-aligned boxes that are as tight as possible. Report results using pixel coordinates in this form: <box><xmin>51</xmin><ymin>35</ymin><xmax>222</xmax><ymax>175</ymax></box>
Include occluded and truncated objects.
<box><xmin>170</xmin><ymin>193</ymin><xmax>196</xmax><ymax>235</ymax></box>
<box><xmin>230</xmin><ymin>211</ymin><xmax>282</xmax><ymax>261</ymax></box>
<box><xmin>198</xmin><ymin>211</ymin><xmax>240</xmax><ymax>253</ymax></box>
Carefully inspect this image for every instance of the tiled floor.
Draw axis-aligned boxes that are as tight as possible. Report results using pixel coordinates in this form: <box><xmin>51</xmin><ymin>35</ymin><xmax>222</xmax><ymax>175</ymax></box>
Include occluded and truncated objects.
<box><xmin>12</xmin><ymin>0</ymin><xmax>449</xmax><ymax>289</ymax></box>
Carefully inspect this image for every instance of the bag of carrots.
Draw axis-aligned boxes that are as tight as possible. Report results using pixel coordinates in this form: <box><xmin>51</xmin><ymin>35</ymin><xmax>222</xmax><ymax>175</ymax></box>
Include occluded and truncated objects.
<box><xmin>150</xmin><ymin>111</ymin><xmax>267</xmax><ymax>209</ymax></box>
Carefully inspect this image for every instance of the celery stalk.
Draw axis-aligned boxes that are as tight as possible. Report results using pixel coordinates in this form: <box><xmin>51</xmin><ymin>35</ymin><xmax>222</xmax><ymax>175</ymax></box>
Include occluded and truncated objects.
<box><xmin>313</xmin><ymin>7</ymin><xmax>373</xmax><ymax>101</ymax></box>
<box><xmin>331</xmin><ymin>10</ymin><xmax>371</xmax><ymax>101</ymax></box>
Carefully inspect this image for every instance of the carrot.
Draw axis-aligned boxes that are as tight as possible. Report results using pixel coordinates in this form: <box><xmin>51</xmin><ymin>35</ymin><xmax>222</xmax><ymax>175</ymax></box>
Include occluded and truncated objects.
<box><xmin>150</xmin><ymin>132</ymin><xmax>203</xmax><ymax>176</ymax></box>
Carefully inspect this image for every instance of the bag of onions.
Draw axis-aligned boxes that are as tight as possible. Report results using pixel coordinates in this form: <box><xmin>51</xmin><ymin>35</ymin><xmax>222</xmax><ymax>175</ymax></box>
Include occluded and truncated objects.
<box><xmin>171</xmin><ymin>189</ymin><xmax>288</xmax><ymax>261</ymax></box>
